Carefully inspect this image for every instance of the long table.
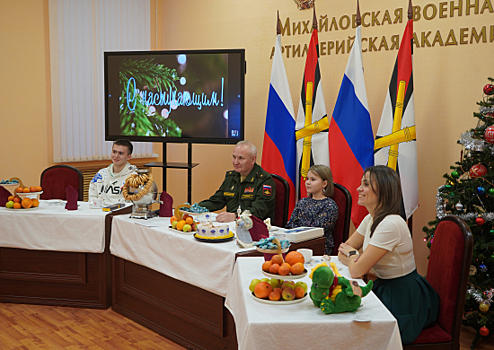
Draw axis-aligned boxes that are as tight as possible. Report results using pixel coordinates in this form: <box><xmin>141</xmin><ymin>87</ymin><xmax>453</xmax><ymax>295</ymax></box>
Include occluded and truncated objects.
<box><xmin>110</xmin><ymin>215</ymin><xmax>325</xmax><ymax>350</ymax></box>
<box><xmin>225</xmin><ymin>256</ymin><xmax>403</xmax><ymax>350</ymax></box>
<box><xmin>0</xmin><ymin>200</ymin><xmax>131</xmax><ymax>309</ymax></box>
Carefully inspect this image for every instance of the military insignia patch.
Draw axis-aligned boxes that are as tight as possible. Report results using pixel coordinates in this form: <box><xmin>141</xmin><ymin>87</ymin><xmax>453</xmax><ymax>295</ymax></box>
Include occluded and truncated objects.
<box><xmin>244</xmin><ymin>187</ymin><xmax>254</xmax><ymax>193</ymax></box>
<box><xmin>263</xmin><ymin>185</ymin><xmax>272</xmax><ymax>196</ymax></box>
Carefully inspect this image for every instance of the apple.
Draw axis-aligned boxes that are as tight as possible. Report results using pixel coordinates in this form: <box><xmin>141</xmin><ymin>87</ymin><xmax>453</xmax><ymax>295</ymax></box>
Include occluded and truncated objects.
<box><xmin>182</xmin><ymin>213</ymin><xmax>190</xmax><ymax>220</ymax></box>
<box><xmin>191</xmin><ymin>222</ymin><xmax>197</xmax><ymax>231</ymax></box>
<box><xmin>260</xmin><ymin>278</ymin><xmax>270</xmax><ymax>283</ymax></box>
<box><xmin>268</xmin><ymin>278</ymin><xmax>283</xmax><ymax>289</ymax></box>
<box><xmin>295</xmin><ymin>281</ymin><xmax>308</xmax><ymax>293</ymax></box>
<box><xmin>183</xmin><ymin>224</ymin><xmax>191</xmax><ymax>232</ymax></box>
<box><xmin>249</xmin><ymin>279</ymin><xmax>261</xmax><ymax>293</ymax></box>
<box><xmin>6</xmin><ymin>201</ymin><xmax>14</xmax><ymax>208</ymax></box>
<box><xmin>281</xmin><ymin>281</ymin><xmax>295</xmax><ymax>290</ymax></box>
<box><xmin>171</xmin><ymin>221</ymin><xmax>179</xmax><ymax>229</ymax></box>
<box><xmin>282</xmin><ymin>287</ymin><xmax>296</xmax><ymax>301</ymax></box>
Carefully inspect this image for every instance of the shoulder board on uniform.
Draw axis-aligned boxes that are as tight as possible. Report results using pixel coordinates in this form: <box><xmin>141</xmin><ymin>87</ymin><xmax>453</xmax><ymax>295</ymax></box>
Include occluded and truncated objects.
<box><xmin>226</xmin><ymin>170</ymin><xmax>235</xmax><ymax>176</ymax></box>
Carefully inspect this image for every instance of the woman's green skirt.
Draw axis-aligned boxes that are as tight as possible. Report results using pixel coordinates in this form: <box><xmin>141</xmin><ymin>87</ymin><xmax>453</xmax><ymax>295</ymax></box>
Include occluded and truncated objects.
<box><xmin>373</xmin><ymin>269</ymin><xmax>439</xmax><ymax>344</ymax></box>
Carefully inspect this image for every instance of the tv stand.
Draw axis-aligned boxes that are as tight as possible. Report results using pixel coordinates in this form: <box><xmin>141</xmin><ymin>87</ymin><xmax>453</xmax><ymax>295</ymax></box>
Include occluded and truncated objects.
<box><xmin>144</xmin><ymin>143</ymin><xmax>198</xmax><ymax>204</ymax></box>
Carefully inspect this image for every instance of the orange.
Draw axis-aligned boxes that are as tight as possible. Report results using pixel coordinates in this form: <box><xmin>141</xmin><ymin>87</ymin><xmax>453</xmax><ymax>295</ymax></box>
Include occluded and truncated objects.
<box><xmin>254</xmin><ymin>282</ymin><xmax>273</xmax><ymax>299</ymax></box>
<box><xmin>261</xmin><ymin>260</ymin><xmax>272</xmax><ymax>272</ymax></box>
<box><xmin>21</xmin><ymin>198</ymin><xmax>33</xmax><ymax>209</ymax></box>
<box><xmin>13</xmin><ymin>203</ymin><xmax>21</xmax><ymax>209</ymax></box>
<box><xmin>285</xmin><ymin>251</ymin><xmax>305</xmax><ymax>266</ymax></box>
<box><xmin>15</xmin><ymin>187</ymin><xmax>23</xmax><ymax>193</ymax></box>
<box><xmin>36</xmin><ymin>186</ymin><xmax>42</xmax><ymax>192</ymax></box>
<box><xmin>271</xmin><ymin>255</ymin><xmax>283</xmax><ymax>266</ymax></box>
<box><xmin>278</xmin><ymin>263</ymin><xmax>291</xmax><ymax>276</ymax></box>
<box><xmin>294</xmin><ymin>286</ymin><xmax>306</xmax><ymax>299</ymax></box>
<box><xmin>268</xmin><ymin>263</ymin><xmax>280</xmax><ymax>274</ymax></box>
<box><xmin>170</xmin><ymin>215</ymin><xmax>178</xmax><ymax>225</ymax></box>
<box><xmin>13</xmin><ymin>197</ymin><xmax>21</xmax><ymax>203</ymax></box>
<box><xmin>31</xmin><ymin>198</ymin><xmax>39</xmax><ymax>207</ymax></box>
<box><xmin>290</xmin><ymin>262</ymin><xmax>305</xmax><ymax>275</ymax></box>
<box><xmin>8</xmin><ymin>196</ymin><xmax>14</xmax><ymax>201</ymax></box>
<box><xmin>185</xmin><ymin>217</ymin><xmax>193</xmax><ymax>225</ymax></box>
<box><xmin>23</xmin><ymin>188</ymin><xmax>30</xmax><ymax>193</ymax></box>
<box><xmin>30</xmin><ymin>186</ymin><xmax>37</xmax><ymax>192</ymax></box>
<box><xmin>269</xmin><ymin>290</ymin><xmax>281</xmax><ymax>301</ymax></box>
<box><xmin>176</xmin><ymin>220</ymin><xmax>186</xmax><ymax>231</ymax></box>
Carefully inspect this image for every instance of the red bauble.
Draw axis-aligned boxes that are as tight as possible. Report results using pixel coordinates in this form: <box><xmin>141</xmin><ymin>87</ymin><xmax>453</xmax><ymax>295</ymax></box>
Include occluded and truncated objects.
<box><xmin>480</xmin><ymin>326</ymin><xmax>489</xmax><ymax>336</ymax></box>
<box><xmin>484</xmin><ymin>84</ymin><xmax>494</xmax><ymax>95</ymax></box>
<box><xmin>485</xmin><ymin>126</ymin><xmax>494</xmax><ymax>143</ymax></box>
<box><xmin>476</xmin><ymin>217</ymin><xmax>485</xmax><ymax>225</ymax></box>
<box><xmin>470</xmin><ymin>164</ymin><xmax>487</xmax><ymax>178</ymax></box>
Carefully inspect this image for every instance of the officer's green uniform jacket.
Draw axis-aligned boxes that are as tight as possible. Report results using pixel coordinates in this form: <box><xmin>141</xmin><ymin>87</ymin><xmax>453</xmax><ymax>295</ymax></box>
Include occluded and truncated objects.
<box><xmin>199</xmin><ymin>163</ymin><xmax>276</xmax><ymax>221</ymax></box>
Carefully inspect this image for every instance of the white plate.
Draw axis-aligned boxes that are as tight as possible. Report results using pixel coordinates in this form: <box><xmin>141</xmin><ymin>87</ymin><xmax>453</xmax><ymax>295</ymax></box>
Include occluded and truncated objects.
<box><xmin>250</xmin><ymin>292</ymin><xmax>308</xmax><ymax>305</ymax></box>
<box><xmin>6</xmin><ymin>206</ymin><xmax>40</xmax><ymax>211</ymax></box>
<box><xmin>16</xmin><ymin>191</ymin><xmax>43</xmax><ymax>197</ymax></box>
<box><xmin>44</xmin><ymin>199</ymin><xmax>64</xmax><ymax>205</ymax></box>
<box><xmin>169</xmin><ymin>227</ymin><xmax>197</xmax><ymax>235</ymax></box>
<box><xmin>262</xmin><ymin>269</ymin><xmax>308</xmax><ymax>280</ymax></box>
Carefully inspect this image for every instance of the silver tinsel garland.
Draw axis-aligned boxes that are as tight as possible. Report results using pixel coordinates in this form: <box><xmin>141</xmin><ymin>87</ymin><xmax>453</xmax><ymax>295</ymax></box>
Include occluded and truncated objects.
<box><xmin>435</xmin><ymin>186</ymin><xmax>494</xmax><ymax>222</ymax></box>
<box><xmin>467</xmin><ymin>286</ymin><xmax>494</xmax><ymax>305</ymax></box>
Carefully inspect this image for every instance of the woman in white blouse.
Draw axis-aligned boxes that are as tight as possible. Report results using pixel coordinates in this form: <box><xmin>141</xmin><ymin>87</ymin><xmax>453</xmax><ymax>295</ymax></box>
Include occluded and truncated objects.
<box><xmin>338</xmin><ymin>165</ymin><xmax>439</xmax><ymax>344</ymax></box>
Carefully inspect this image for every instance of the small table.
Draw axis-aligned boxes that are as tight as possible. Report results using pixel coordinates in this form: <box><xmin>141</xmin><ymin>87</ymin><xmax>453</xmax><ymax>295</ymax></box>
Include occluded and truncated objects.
<box><xmin>225</xmin><ymin>256</ymin><xmax>403</xmax><ymax>350</ymax></box>
<box><xmin>0</xmin><ymin>201</ymin><xmax>131</xmax><ymax>309</ymax></box>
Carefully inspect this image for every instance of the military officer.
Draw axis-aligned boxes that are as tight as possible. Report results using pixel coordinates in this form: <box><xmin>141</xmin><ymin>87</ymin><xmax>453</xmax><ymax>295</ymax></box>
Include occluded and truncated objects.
<box><xmin>199</xmin><ymin>140</ymin><xmax>276</xmax><ymax>222</ymax></box>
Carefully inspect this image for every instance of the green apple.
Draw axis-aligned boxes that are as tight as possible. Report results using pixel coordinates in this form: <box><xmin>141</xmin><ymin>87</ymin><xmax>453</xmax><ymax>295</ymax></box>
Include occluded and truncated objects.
<box><xmin>249</xmin><ymin>279</ymin><xmax>261</xmax><ymax>293</ymax></box>
<box><xmin>268</xmin><ymin>278</ymin><xmax>283</xmax><ymax>289</ymax></box>
<box><xmin>281</xmin><ymin>281</ymin><xmax>295</xmax><ymax>290</ymax></box>
<box><xmin>295</xmin><ymin>281</ymin><xmax>308</xmax><ymax>293</ymax></box>
<box><xmin>171</xmin><ymin>221</ymin><xmax>179</xmax><ymax>229</ymax></box>
<box><xmin>282</xmin><ymin>287</ymin><xmax>296</xmax><ymax>301</ymax></box>
<box><xmin>6</xmin><ymin>201</ymin><xmax>14</xmax><ymax>208</ymax></box>
<box><xmin>183</xmin><ymin>224</ymin><xmax>191</xmax><ymax>232</ymax></box>
<box><xmin>260</xmin><ymin>278</ymin><xmax>270</xmax><ymax>283</ymax></box>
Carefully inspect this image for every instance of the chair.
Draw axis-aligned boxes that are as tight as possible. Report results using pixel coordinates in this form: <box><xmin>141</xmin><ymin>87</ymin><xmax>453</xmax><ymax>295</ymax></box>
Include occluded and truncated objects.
<box><xmin>271</xmin><ymin>174</ymin><xmax>290</xmax><ymax>228</ymax></box>
<box><xmin>40</xmin><ymin>165</ymin><xmax>84</xmax><ymax>201</ymax></box>
<box><xmin>404</xmin><ymin>215</ymin><xmax>473</xmax><ymax>350</ymax></box>
<box><xmin>331</xmin><ymin>182</ymin><xmax>352</xmax><ymax>255</ymax></box>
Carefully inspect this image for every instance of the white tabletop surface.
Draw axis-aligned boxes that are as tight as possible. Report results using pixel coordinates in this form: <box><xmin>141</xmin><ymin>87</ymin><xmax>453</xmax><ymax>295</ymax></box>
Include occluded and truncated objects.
<box><xmin>0</xmin><ymin>200</ymin><xmax>112</xmax><ymax>253</ymax></box>
<box><xmin>109</xmin><ymin>215</ymin><xmax>257</xmax><ymax>297</ymax></box>
<box><xmin>225</xmin><ymin>256</ymin><xmax>403</xmax><ymax>350</ymax></box>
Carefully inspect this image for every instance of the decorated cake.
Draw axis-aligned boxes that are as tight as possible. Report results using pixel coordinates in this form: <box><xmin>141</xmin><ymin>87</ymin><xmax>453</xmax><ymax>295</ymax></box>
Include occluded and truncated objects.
<box><xmin>196</xmin><ymin>222</ymin><xmax>233</xmax><ymax>240</ymax></box>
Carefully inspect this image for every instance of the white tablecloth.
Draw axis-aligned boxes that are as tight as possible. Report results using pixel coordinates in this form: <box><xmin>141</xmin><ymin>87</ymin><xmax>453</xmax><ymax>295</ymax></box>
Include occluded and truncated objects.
<box><xmin>0</xmin><ymin>200</ymin><xmax>110</xmax><ymax>253</ymax></box>
<box><xmin>110</xmin><ymin>215</ymin><xmax>256</xmax><ymax>297</ymax></box>
<box><xmin>225</xmin><ymin>256</ymin><xmax>403</xmax><ymax>350</ymax></box>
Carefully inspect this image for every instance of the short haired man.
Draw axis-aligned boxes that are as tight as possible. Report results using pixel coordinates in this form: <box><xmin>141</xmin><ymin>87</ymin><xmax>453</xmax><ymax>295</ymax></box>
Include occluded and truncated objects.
<box><xmin>88</xmin><ymin>139</ymin><xmax>138</xmax><ymax>205</ymax></box>
<box><xmin>199</xmin><ymin>140</ymin><xmax>276</xmax><ymax>222</ymax></box>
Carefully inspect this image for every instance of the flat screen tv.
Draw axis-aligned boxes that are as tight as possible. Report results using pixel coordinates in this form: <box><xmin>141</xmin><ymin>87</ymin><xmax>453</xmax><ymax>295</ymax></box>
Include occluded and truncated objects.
<box><xmin>104</xmin><ymin>49</ymin><xmax>245</xmax><ymax>144</ymax></box>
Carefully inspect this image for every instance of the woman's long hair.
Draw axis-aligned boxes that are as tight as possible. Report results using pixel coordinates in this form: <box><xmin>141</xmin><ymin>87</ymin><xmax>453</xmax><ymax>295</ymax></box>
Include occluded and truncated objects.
<box><xmin>308</xmin><ymin>164</ymin><xmax>334</xmax><ymax>197</ymax></box>
<box><xmin>365</xmin><ymin>165</ymin><xmax>402</xmax><ymax>237</ymax></box>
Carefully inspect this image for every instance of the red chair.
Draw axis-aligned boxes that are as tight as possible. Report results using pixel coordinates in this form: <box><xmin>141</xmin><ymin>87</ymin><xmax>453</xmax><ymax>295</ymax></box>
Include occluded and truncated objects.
<box><xmin>271</xmin><ymin>174</ymin><xmax>290</xmax><ymax>228</ymax></box>
<box><xmin>40</xmin><ymin>165</ymin><xmax>84</xmax><ymax>201</ymax></box>
<box><xmin>331</xmin><ymin>182</ymin><xmax>352</xmax><ymax>255</ymax></box>
<box><xmin>404</xmin><ymin>215</ymin><xmax>473</xmax><ymax>350</ymax></box>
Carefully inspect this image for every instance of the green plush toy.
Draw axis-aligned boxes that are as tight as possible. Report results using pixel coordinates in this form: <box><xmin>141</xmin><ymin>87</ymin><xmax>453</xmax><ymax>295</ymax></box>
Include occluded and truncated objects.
<box><xmin>309</xmin><ymin>262</ymin><xmax>373</xmax><ymax>314</ymax></box>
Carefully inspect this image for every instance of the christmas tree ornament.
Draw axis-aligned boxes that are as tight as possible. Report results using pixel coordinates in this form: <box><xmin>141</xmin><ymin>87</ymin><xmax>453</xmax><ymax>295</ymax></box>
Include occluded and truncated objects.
<box><xmin>484</xmin><ymin>126</ymin><xmax>494</xmax><ymax>143</ymax></box>
<box><xmin>479</xmin><ymin>264</ymin><xmax>487</xmax><ymax>272</ymax></box>
<box><xmin>476</xmin><ymin>217</ymin><xmax>486</xmax><ymax>225</ymax></box>
<box><xmin>451</xmin><ymin>170</ymin><xmax>460</xmax><ymax>178</ymax></box>
<box><xmin>480</xmin><ymin>326</ymin><xmax>490</xmax><ymax>336</ymax></box>
<box><xmin>490</xmin><ymin>229</ymin><xmax>494</xmax><ymax>235</ymax></box>
<box><xmin>489</xmin><ymin>188</ymin><xmax>494</xmax><ymax>195</ymax></box>
<box><xmin>470</xmin><ymin>265</ymin><xmax>477</xmax><ymax>275</ymax></box>
<box><xmin>478</xmin><ymin>186</ymin><xmax>486</xmax><ymax>195</ymax></box>
<box><xmin>455</xmin><ymin>202</ymin><xmax>464</xmax><ymax>212</ymax></box>
<box><xmin>479</xmin><ymin>302</ymin><xmax>490</xmax><ymax>312</ymax></box>
<box><xmin>484</xmin><ymin>83</ymin><xmax>494</xmax><ymax>95</ymax></box>
<box><xmin>445</xmin><ymin>184</ymin><xmax>452</xmax><ymax>189</ymax></box>
<box><xmin>470</xmin><ymin>164</ymin><xmax>487</xmax><ymax>178</ymax></box>
<box><xmin>473</xmin><ymin>139</ymin><xmax>485</xmax><ymax>152</ymax></box>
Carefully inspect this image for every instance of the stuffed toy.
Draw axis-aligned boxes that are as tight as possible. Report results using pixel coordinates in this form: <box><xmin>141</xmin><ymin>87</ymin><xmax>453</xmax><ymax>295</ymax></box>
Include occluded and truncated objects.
<box><xmin>235</xmin><ymin>210</ymin><xmax>269</xmax><ymax>244</ymax></box>
<box><xmin>309</xmin><ymin>262</ymin><xmax>373</xmax><ymax>314</ymax></box>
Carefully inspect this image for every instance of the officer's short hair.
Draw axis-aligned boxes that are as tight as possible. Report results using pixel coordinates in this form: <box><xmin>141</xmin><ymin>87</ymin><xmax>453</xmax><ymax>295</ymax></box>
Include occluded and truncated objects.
<box><xmin>236</xmin><ymin>140</ymin><xmax>257</xmax><ymax>158</ymax></box>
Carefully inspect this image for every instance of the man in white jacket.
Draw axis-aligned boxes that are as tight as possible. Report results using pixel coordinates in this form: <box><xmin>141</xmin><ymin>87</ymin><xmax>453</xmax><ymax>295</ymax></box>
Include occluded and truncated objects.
<box><xmin>88</xmin><ymin>139</ymin><xmax>138</xmax><ymax>205</ymax></box>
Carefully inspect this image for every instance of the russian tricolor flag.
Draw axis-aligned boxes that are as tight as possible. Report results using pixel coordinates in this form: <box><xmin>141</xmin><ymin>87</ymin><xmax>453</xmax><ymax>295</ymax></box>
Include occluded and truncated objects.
<box><xmin>329</xmin><ymin>25</ymin><xmax>374</xmax><ymax>228</ymax></box>
<box><xmin>261</xmin><ymin>22</ymin><xmax>296</xmax><ymax>216</ymax></box>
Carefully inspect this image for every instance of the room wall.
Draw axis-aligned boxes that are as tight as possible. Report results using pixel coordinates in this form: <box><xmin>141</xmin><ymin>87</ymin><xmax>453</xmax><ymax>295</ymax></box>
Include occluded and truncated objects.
<box><xmin>0</xmin><ymin>0</ymin><xmax>492</xmax><ymax>275</ymax></box>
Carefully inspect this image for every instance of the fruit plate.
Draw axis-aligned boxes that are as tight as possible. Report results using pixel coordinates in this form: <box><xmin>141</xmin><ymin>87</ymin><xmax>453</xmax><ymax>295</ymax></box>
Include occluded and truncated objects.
<box><xmin>6</xmin><ymin>206</ymin><xmax>40</xmax><ymax>211</ymax></box>
<box><xmin>16</xmin><ymin>191</ymin><xmax>43</xmax><ymax>197</ymax></box>
<box><xmin>261</xmin><ymin>269</ymin><xmax>308</xmax><ymax>280</ymax></box>
<box><xmin>250</xmin><ymin>292</ymin><xmax>308</xmax><ymax>305</ymax></box>
<box><xmin>169</xmin><ymin>227</ymin><xmax>196</xmax><ymax>235</ymax></box>
<box><xmin>193</xmin><ymin>233</ymin><xmax>235</xmax><ymax>243</ymax></box>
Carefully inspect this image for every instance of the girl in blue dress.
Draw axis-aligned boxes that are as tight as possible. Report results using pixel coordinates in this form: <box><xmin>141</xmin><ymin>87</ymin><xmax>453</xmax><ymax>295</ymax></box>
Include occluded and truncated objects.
<box><xmin>286</xmin><ymin>165</ymin><xmax>339</xmax><ymax>255</ymax></box>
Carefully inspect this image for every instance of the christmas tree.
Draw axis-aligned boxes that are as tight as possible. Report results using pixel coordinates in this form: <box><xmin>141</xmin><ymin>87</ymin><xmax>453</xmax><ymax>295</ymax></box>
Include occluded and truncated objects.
<box><xmin>423</xmin><ymin>77</ymin><xmax>494</xmax><ymax>348</ymax></box>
